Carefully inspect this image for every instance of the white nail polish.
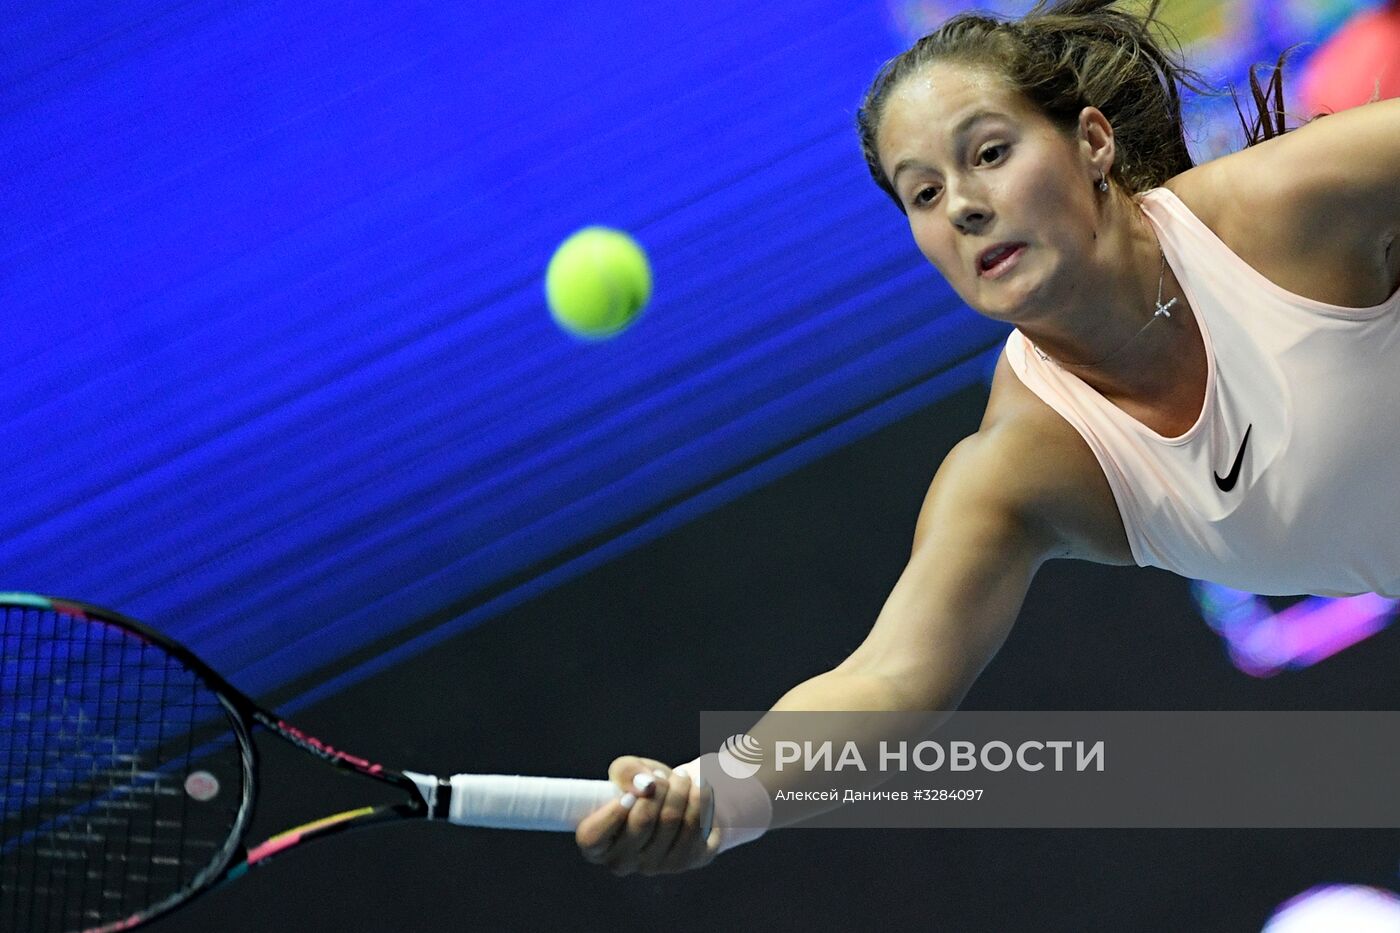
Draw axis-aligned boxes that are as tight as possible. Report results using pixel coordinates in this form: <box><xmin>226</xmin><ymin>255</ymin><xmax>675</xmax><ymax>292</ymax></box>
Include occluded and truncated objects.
<box><xmin>653</xmin><ymin>769</ymin><xmax>667</xmax><ymax>778</ymax></box>
<box><xmin>619</xmin><ymin>793</ymin><xmax>636</xmax><ymax>810</ymax></box>
<box><xmin>632</xmin><ymin>773</ymin><xmax>655</xmax><ymax>792</ymax></box>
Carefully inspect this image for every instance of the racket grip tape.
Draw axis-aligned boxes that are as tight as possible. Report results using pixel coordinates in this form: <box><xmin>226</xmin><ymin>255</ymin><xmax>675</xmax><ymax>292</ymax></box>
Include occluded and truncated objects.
<box><xmin>406</xmin><ymin>772</ymin><xmax>618</xmax><ymax>831</ymax></box>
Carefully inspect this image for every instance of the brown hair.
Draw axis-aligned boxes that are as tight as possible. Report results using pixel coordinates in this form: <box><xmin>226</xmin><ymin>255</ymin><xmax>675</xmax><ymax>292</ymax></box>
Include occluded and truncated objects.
<box><xmin>856</xmin><ymin>0</ymin><xmax>1288</xmax><ymax>213</ymax></box>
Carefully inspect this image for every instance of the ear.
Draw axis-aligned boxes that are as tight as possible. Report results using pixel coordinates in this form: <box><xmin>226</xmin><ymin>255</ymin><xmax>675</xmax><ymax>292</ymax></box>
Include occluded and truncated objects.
<box><xmin>1076</xmin><ymin>106</ymin><xmax>1116</xmax><ymax>182</ymax></box>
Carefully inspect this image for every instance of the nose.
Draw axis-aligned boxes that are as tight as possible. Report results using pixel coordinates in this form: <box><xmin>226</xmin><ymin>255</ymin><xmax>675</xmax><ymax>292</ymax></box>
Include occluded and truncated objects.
<box><xmin>947</xmin><ymin>184</ymin><xmax>991</xmax><ymax>234</ymax></box>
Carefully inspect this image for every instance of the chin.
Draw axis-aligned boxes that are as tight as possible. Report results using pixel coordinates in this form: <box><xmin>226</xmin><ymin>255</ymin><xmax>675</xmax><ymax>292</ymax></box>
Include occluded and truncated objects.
<box><xmin>969</xmin><ymin>288</ymin><xmax>1029</xmax><ymax>323</ymax></box>
<box><xmin>977</xmin><ymin>271</ymin><xmax>1049</xmax><ymax>321</ymax></box>
<box><xmin>947</xmin><ymin>270</ymin><xmax>1034</xmax><ymax>322</ymax></box>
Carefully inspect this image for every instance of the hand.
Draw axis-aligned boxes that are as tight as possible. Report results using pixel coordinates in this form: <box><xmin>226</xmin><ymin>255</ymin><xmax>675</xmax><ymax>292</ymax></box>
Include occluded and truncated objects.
<box><xmin>575</xmin><ymin>756</ymin><xmax>718</xmax><ymax>876</ymax></box>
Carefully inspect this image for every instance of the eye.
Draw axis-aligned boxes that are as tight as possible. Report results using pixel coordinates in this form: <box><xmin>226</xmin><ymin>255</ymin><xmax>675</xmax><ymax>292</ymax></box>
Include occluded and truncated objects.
<box><xmin>977</xmin><ymin>143</ymin><xmax>1008</xmax><ymax>165</ymax></box>
<box><xmin>912</xmin><ymin>185</ymin><xmax>941</xmax><ymax>207</ymax></box>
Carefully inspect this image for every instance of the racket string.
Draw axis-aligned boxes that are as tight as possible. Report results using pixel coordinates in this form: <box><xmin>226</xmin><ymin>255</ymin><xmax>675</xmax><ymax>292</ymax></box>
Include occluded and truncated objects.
<box><xmin>1</xmin><ymin>605</ymin><xmax>247</xmax><ymax>932</ymax></box>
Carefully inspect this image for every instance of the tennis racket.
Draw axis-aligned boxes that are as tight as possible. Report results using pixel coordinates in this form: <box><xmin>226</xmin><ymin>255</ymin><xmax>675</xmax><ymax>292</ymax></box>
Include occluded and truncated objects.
<box><xmin>0</xmin><ymin>593</ymin><xmax>618</xmax><ymax>933</ymax></box>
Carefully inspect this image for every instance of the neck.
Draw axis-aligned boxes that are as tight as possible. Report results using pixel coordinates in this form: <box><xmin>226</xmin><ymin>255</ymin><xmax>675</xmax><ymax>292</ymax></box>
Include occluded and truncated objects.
<box><xmin>1022</xmin><ymin>193</ymin><xmax>1188</xmax><ymax>402</ymax></box>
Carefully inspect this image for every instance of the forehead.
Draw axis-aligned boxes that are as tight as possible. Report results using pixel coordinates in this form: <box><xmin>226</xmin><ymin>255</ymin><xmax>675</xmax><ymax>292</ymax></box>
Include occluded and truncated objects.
<box><xmin>876</xmin><ymin>62</ymin><xmax>1036</xmax><ymax>168</ymax></box>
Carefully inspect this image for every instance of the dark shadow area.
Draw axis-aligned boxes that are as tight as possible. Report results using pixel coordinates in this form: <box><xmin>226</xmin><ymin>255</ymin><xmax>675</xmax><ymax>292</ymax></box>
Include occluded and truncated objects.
<box><xmin>155</xmin><ymin>382</ymin><xmax>1400</xmax><ymax>933</ymax></box>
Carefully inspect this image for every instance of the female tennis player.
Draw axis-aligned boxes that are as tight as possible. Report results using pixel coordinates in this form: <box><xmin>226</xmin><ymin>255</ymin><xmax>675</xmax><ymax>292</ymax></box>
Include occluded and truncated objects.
<box><xmin>576</xmin><ymin>0</ymin><xmax>1400</xmax><ymax>876</ymax></box>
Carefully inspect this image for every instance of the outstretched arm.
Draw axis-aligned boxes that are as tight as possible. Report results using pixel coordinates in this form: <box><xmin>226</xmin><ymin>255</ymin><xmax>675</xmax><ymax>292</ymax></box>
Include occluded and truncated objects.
<box><xmin>576</xmin><ymin>425</ymin><xmax>1066</xmax><ymax>875</ymax></box>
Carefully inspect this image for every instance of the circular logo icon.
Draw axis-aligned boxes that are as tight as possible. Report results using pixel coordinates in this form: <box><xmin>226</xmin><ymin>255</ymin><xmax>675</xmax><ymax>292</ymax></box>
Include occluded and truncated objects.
<box><xmin>717</xmin><ymin>733</ymin><xmax>763</xmax><ymax>779</ymax></box>
<box><xmin>184</xmin><ymin>770</ymin><xmax>220</xmax><ymax>802</ymax></box>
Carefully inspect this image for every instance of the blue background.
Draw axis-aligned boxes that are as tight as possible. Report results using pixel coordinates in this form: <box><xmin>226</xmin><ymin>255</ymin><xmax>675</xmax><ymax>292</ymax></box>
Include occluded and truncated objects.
<box><xmin>3</xmin><ymin>0</ymin><xmax>1006</xmax><ymax>705</ymax></box>
<box><xmin>1</xmin><ymin>0</ymin><xmax>1385</xmax><ymax>704</ymax></box>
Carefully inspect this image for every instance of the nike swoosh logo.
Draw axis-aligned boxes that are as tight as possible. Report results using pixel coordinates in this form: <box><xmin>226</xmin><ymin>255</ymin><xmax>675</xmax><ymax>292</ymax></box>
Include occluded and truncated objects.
<box><xmin>1214</xmin><ymin>424</ymin><xmax>1252</xmax><ymax>492</ymax></box>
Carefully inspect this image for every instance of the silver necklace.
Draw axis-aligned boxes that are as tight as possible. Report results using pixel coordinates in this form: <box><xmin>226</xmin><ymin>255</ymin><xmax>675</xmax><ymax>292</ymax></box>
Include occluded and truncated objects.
<box><xmin>1034</xmin><ymin>250</ymin><xmax>1178</xmax><ymax>366</ymax></box>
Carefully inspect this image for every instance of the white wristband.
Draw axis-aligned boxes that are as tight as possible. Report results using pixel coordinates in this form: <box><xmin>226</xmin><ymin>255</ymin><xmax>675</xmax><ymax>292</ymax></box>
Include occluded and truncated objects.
<box><xmin>675</xmin><ymin>753</ymin><xmax>773</xmax><ymax>853</ymax></box>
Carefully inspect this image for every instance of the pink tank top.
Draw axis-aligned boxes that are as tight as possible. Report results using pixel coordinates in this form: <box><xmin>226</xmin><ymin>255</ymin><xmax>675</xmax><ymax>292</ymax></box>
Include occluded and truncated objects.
<box><xmin>1005</xmin><ymin>187</ymin><xmax>1400</xmax><ymax>597</ymax></box>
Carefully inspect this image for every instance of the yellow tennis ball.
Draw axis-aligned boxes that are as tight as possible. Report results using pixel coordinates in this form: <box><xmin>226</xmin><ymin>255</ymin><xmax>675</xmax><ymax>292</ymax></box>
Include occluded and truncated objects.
<box><xmin>545</xmin><ymin>226</ymin><xmax>652</xmax><ymax>339</ymax></box>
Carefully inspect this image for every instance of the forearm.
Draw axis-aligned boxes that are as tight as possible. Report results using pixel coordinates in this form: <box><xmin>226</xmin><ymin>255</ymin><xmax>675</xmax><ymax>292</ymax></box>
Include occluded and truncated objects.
<box><xmin>695</xmin><ymin>450</ymin><xmax>1042</xmax><ymax>845</ymax></box>
<box><xmin>743</xmin><ymin>666</ymin><xmax>950</xmax><ymax>830</ymax></box>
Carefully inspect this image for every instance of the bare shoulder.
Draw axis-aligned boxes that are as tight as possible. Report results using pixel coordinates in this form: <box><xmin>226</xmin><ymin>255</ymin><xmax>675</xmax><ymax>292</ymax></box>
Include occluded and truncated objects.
<box><xmin>1186</xmin><ymin>98</ymin><xmax>1399</xmax><ymax>224</ymax></box>
<box><xmin>912</xmin><ymin>351</ymin><xmax>1134</xmax><ymax>566</ymax></box>
<box><xmin>1253</xmin><ymin>97</ymin><xmax>1400</xmax><ymax>223</ymax></box>
<box><xmin>1165</xmin><ymin>100</ymin><xmax>1400</xmax><ymax>306</ymax></box>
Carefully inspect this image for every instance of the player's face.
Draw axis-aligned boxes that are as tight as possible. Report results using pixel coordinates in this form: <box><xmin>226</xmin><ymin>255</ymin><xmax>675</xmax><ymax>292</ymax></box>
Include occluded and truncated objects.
<box><xmin>876</xmin><ymin>63</ymin><xmax>1102</xmax><ymax>324</ymax></box>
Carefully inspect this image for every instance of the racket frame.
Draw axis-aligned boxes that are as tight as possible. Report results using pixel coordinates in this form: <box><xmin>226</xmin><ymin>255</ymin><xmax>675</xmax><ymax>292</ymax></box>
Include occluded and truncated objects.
<box><xmin>1</xmin><ymin>593</ymin><xmax>438</xmax><ymax>933</ymax></box>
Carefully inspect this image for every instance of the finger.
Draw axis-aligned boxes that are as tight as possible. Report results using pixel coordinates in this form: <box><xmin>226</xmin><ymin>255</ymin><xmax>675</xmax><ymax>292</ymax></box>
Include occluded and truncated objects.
<box><xmin>575</xmin><ymin>794</ymin><xmax>630</xmax><ymax>863</ymax></box>
<box><xmin>582</xmin><ymin>754</ymin><xmax>662</xmax><ymax>865</ymax></box>
<box><xmin>655</xmin><ymin>778</ymin><xmax>712</xmax><ymax>873</ymax></box>
<box><xmin>605</xmin><ymin>771</ymin><xmax>665</xmax><ymax>875</ymax></box>
<box><xmin>637</xmin><ymin>770</ymin><xmax>692</xmax><ymax>874</ymax></box>
<box><xmin>608</xmin><ymin>757</ymin><xmax>662</xmax><ymax>802</ymax></box>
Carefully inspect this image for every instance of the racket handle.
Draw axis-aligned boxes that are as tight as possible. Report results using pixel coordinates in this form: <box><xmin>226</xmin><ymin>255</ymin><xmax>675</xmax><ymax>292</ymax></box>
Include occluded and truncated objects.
<box><xmin>407</xmin><ymin>772</ymin><xmax>619</xmax><ymax>831</ymax></box>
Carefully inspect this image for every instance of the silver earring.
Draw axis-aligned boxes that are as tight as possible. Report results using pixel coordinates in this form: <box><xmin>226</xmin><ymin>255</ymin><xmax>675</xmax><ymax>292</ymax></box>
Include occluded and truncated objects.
<box><xmin>1097</xmin><ymin>174</ymin><xmax>1109</xmax><ymax>193</ymax></box>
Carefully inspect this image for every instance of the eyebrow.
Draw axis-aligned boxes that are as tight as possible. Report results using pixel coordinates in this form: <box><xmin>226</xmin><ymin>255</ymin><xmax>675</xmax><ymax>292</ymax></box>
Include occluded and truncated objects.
<box><xmin>889</xmin><ymin>109</ymin><xmax>1009</xmax><ymax>191</ymax></box>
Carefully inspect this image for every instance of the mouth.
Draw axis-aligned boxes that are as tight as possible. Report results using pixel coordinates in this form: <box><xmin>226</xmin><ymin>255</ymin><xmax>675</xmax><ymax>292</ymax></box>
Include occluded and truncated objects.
<box><xmin>976</xmin><ymin>242</ymin><xmax>1026</xmax><ymax>279</ymax></box>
